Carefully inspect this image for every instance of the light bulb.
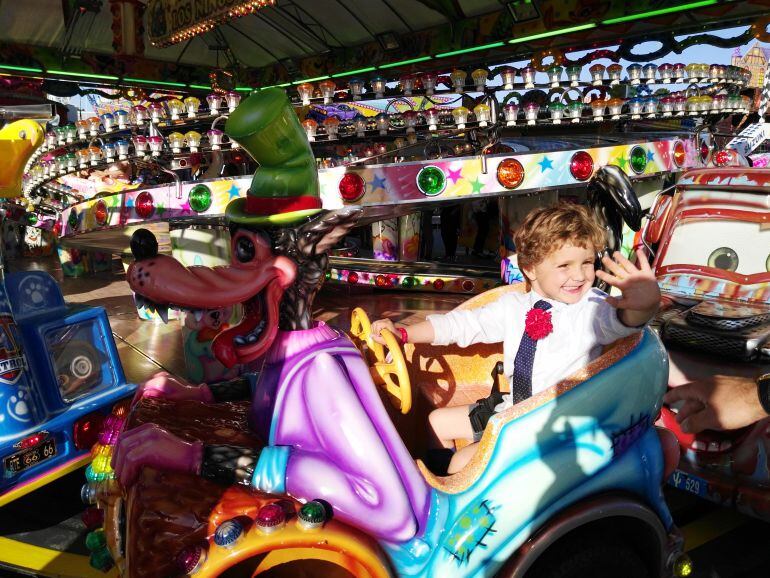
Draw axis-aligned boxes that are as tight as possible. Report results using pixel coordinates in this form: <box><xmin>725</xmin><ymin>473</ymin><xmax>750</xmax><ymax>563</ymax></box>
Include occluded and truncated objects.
<box><xmin>524</xmin><ymin>102</ymin><xmax>539</xmax><ymax>125</ymax></box>
<box><xmin>225</xmin><ymin>91</ymin><xmax>241</xmax><ymax>112</ymax></box>
<box><xmin>319</xmin><ymin>80</ymin><xmax>336</xmax><ymax>104</ymax></box>
<box><xmin>642</xmin><ymin>63</ymin><xmax>658</xmax><ymax>84</ymax></box>
<box><xmin>658</xmin><ymin>63</ymin><xmax>673</xmax><ymax>83</ymax></box>
<box><xmin>132</xmin><ymin>105</ymin><xmax>147</xmax><ymax>124</ymax></box>
<box><xmin>185</xmin><ymin>131</ymin><xmax>202</xmax><ymax>152</ymax></box>
<box><xmin>375</xmin><ymin>113</ymin><xmax>389</xmax><ymax>136</ymax></box>
<box><xmin>88</xmin><ymin>146</ymin><xmax>102</xmax><ymax>165</ymax></box>
<box><xmin>167</xmin><ymin>99</ymin><xmax>184</xmax><ymax>120</ymax></box>
<box><xmin>206</xmin><ymin>93</ymin><xmax>223</xmax><ymax>114</ymax></box>
<box><xmin>421</xmin><ymin>73</ymin><xmax>437</xmax><ymax>96</ymax></box>
<box><xmin>184</xmin><ymin>97</ymin><xmax>200</xmax><ymax>118</ymax></box>
<box><xmin>402</xmin><ymin>110</ymin><xmax>419</xmax><ymax>133</ymax></box>
<box><xmin>607</xmin><ymin>63</ymin><xmax>623</xmax><ymax>85</ymax></box>
<box><xmin>115</xmin><ymin>109</ymin><xmax>129</xmax><ymax>129</ymax></box>
<box><xmin>102</xmin><ymin>142</ymin><xmax>116</xmax><ymax>161</ymax></box>
<box><xmin>296</xmin><ymin>83</ymin><xmax>314</xmax><ymax>106</ymax></box>
<box><xmin>100</xmin><ymin>113</ymin><xmax>114</xmax><ymax>132</ymax></box>
<box><xmin>132</xmin><ymin>135</ymin><xmax>148</xmax><ymax>156</ymax></box>
<box><xmin>644</xmin><ymin>96</ymin><xmax>658</xmax><ymax>116</ymax></box>
<box><xmin>323</xmin><ymin>116</ymin><xmax>340</xmax><ymax>140</ymax></box>
<box><xmin>371</xmin><ymin>76</ymin><xmax>386</xmax><ymax>99</ymax></box>
<box><xmin>547</xmin><ymin>65</ymin><xmax>562</xmax><ymax>87</ymax></box>
<box><xmin>148</xmin><ymin>135</ymin><xmax>163</xmax><ymax>156</ymax></box>
<box><xmin>168</xmin><ymin>132</ymin><xmax>184</xmax><ymax>153</ymax></box>
<box><xmin>452</xmin><ymin>106</ymin><xmax>469</xmax><ymax>129</ymax></box>
<box><xmin>148</xmin><ymin>102</ymin><xmax>164</xmax><ymax>123</ymax></box>
<box><xmin>607</xmin><ymin>97</ymin><xmax>624</xmax><ymax>119</ymax></box>
<box><xmin>471</xmin><ymin>68</ymin><xmax>487</xmax><ymax>92</ymax></box>
<box><xmin>521</xmin><ymin>66</ymin><xmax>536</xmax><ymax>88</ymax></box>
<box><xmin>473</xmin><ymin>103</ymin><xmax>491</xmax><ymax>127</ymax></box>
<box><xmin>450</xmin><ymin>69</ymin><xmax>467</xmax><ymax>93</ymax></box>
<box><xmin>589</xmin><ymin>64</ymin><xmax>605</xmax><ymax>85</ymax></box>
<box><xmin>354</xmin><ymin>117</ymin><xmax>367</xmax><ymax>137</ymax></box>
<box><xmin>75</xmin><ymin>120</ymin><xmax>88</xmax><ymax>139</ymax></box>
<box><xmin>116</xmin><ymin>139</ymin><xmax>130</xmax><ymax>159</ymax></box>
<box><xmin>425</xmin><ymin>108</ymin><xmax>440</xmax><ymax>131</ymax></box>
<box><xmin>503</xmin><ymin>103</ymin><xmax>518</xmax><ymax>126</ymax></box>
<box><xmin>88</xmin><ymin>117</ymin><xmax>101</xmax><ymax>137</ymax></box>
<box><xmin>566</xmin><ymin>65</ymin><xmax>581</xmax><ymax>87</ymax></box>
<box><xmin>348</xmin><ymin>78</ymin><xmax>365</xmax><ymax>100</ymax></box>
<box><xmin>77</xmin><ymin>149</ymin><xmax>89</xmax><ymax>168</ymax></box>
<box><xmin>499</xmin><ymin>66</ymin><xmax>516</xmax><ymax>90</ymax></box>
<box><xmin>301</xmin><ymin>119</ymin><xmax>317</xmax><ymax>141</ymax></box>
<box><xmin>400</xmin><ymin>74</ymin><xmax>415</xmax><ymax>96</ymax></box>
<box><xmin>567</xmin><ymin>100</ymin><xmax>583</xmax><ymax>124</ymax></box>
<box><xmin>548</xmin><ymin>102</ymin><xmax>565</xmax><ymax>124</ymax></box>
<box><xmin>590</xmin><ymin>99</ymin><xmax>606</xmax><ymax>121</ymax></box>
<box><xmin>207</xmin><ymin>128</ymin><xmax>224</xmax><ymax>148</ymax></box>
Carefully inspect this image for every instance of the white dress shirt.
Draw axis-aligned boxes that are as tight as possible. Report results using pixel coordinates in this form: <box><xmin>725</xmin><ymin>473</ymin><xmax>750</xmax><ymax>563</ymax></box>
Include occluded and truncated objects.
<box><xmin>427</xmin><ymin>288</ymin><xmax>641</xmax><ymax>411</ymax></box>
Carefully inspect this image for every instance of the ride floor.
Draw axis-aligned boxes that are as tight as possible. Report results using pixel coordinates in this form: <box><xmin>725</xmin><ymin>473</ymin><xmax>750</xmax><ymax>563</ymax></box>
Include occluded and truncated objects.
<box><xmin>0</xmin><ymin>255</ymin><xmax>768</xmax><ymax>578</ymax></box>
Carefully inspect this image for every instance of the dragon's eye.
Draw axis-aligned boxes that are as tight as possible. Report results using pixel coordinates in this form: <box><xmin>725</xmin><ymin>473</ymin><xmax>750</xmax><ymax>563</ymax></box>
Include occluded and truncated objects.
<box><xmin>235</xmin><ymin>236</ymin><xmax>255</xmax><ymax>263</ymax></box>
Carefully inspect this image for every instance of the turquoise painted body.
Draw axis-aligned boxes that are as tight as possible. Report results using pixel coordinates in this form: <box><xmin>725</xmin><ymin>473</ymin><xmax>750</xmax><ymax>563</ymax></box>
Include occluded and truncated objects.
<box><xmin>384</xmin><ymin>329</ymin><xmax>670</xmax><ymax>576</ymax></box>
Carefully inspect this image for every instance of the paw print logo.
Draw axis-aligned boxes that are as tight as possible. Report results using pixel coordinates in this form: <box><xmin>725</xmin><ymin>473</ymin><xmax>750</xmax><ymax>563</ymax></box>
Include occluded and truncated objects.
<box><xmin>20</xmin><ymin>279</ymin><xmax>49</xmax><ymax>308</ymax></box>
<box><xmin>7</xmin><ymin>390</ymin><xmax>31</xmax><ymax>422</ymax></box>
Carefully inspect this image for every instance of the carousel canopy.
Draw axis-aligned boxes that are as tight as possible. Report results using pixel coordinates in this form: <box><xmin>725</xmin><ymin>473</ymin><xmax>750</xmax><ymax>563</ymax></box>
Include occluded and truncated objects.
<box><xmin>0</xmin><ymin>1</ymin><xmax>768</xmax><ymax>89</ymax></box>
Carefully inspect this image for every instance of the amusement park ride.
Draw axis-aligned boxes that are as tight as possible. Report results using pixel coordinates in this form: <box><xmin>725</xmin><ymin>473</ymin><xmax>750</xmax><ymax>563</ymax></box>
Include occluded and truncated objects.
<box><xmin>0</xmin><ymin>0</ymin><xmax>770</xmax><ymax>577</ymax></box>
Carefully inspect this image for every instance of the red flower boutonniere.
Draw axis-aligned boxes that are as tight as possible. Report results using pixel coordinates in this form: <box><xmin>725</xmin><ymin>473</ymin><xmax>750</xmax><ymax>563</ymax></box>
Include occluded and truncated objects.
<box><xmin>525</xmin><ymin>307</ymin><xmax>553</xmax><ymax>340</ymax></box>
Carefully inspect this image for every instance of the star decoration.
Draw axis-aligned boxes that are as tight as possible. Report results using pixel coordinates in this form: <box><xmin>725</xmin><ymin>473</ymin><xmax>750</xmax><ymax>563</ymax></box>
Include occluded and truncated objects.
<box><xmin>646</xmin><ymin>150</ymin><xmax>655</xmax><ymax>162</ymax></box>
<box><xmin>179</xmin><ymin>201</ymin><xmax>192</xmax><ymax>215</ymax></box>
<box><xmin>614</xmin><ymin>155</ymin><xmax>628</xmax><ymax>170</ymax></box>
<box><xmin>125</xmin><ymin>196</ymin><xmax>134</xmax><ymax>208</ymax></box>
<box><xmin>156</xmin><ymin>202</ymin><xmax>167</xmax><ymax>217</ymax></box>
<box><xmin>538</xmin><ymin>156</ymin><xmax>553</xmax><ymax>172</ymax></box>
<box><xmin>369</xmin><ymin>174</ymin><xmax>387</xmax><ymax>191</ymax></box>
<box><xmin>469</xmin><ymin>177</ymin><xmax>484</xmax><ymax>194</ymax></box>
<box><xmin>447</xmin><ymin>167</ymin><xmax>463</xmax><ymax>183</ymax></box>
<box><xmin>228</xmin><ymin>184</ymin><xmax>241</xmax><ymax>199</ymax></box>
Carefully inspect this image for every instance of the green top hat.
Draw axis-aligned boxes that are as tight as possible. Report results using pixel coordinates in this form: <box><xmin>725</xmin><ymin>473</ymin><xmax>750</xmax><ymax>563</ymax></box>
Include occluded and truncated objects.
<box><xmin>225</xmin><ymin>88</ymin><xmax>321</xmax><ymax>226</ymax></box>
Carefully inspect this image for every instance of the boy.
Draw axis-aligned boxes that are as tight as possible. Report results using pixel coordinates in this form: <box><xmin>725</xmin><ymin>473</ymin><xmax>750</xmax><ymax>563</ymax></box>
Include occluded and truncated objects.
<box><xmin>372</xmin><ymin>204</ymin><xmax>660</xmax><ymax>474</ymax></box>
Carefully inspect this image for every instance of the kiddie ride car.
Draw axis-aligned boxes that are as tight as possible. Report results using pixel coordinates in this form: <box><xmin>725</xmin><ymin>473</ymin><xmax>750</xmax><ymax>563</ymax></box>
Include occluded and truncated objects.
<box><xmin>646</xmin><ymin>167</ymin><xmax>770</xmax><ymax>518</ymax></box>
<box><xmin>0</xmin><ymin>118</ymin><xmax>136</xmax><ymax>507</ymax></box>
<box><xmin>86</xmin><ymin>89</ymin><xmax>689</xmax><ymax>578</ymax></box>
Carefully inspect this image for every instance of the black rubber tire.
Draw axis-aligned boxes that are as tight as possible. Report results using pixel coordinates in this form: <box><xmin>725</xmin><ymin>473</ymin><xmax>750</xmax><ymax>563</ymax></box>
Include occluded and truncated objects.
<box><xmin>525</xmin><ymin>534</ymin><xmax>651</xmax><ymax>578</ymax></box>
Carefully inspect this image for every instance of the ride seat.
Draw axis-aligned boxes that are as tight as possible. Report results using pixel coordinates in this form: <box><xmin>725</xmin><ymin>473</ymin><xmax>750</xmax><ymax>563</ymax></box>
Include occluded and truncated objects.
<box><xmin>403</xmin><ymin>284</ymin><xmax>523</xmax><ymax>409</ymax></box>
<box><xmin>417</xmin><ymin>331</ymin><xmax>644</xmax><ymax>493</ymax></box>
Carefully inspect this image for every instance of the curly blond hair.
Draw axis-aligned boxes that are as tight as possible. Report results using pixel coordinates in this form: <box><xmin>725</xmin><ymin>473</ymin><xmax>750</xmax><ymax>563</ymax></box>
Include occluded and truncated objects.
<box><xmin>513</xmin><ymin>203</ymin><xmax>606</xmax><ymax>282</ymax></box>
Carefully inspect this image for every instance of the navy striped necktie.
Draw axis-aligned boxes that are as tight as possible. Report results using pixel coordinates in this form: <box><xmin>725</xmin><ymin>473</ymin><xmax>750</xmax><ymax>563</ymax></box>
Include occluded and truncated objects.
<box><xmin>510</xmin><ymin>300</ymin><xmax>552</xmax><ymax>404</ymax></box>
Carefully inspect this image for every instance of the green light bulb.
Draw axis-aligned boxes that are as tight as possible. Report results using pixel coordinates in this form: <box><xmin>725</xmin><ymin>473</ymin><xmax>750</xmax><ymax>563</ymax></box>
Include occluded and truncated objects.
<box><xmin>629</xmin><ymin>146</ymin><xmax>648</xmax><ymax>174</ymax></box>
<box><xmin>188</xmin><ymin>184</ymin><xmax>212</xmax><ymax>213</ymax></box>
<box><xmin>417</xmin><ymin>166</ymin><xmax>446</xmax><ymax>196</ymax></box>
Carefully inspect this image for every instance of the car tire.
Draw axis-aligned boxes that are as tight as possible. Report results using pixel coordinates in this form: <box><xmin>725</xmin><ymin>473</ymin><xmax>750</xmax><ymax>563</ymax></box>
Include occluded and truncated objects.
<box><xmin>525</xmin><ymin>534</ymin><xmax>651</xmax><ymax>578</ymax></box>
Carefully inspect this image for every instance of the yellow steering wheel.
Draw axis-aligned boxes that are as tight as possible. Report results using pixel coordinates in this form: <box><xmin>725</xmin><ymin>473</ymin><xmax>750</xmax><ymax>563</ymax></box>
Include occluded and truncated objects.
<box><xmin>350</xmin><ymin>307</ymin><xmax>412</xmax><ymax>414</ymax></box>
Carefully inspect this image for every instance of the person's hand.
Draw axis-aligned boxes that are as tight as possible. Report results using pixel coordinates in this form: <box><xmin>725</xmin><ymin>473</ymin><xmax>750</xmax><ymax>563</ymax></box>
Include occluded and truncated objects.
<box><xmin>596</xmin><ymin>249</ymin><xmax>661</xmax><ymax>314</ymax></box>
<box><xmin>111</xmin><ymin>423</ymin><xmax>203</xmax><ymax>487</ymax></box>
<box><xmin>371</xmin><ymin>318</ymin><xmax>398</xmax><ymax>345</ymax></box>
<box><xmin>663</xmin><ymin>375</ymin><xmax>769</xmax><ymax>433</ymax></box>
<box><xmin>131</xmin><ymin>371</ymin><xmax>214</xmax><ymax>407</ymax></box>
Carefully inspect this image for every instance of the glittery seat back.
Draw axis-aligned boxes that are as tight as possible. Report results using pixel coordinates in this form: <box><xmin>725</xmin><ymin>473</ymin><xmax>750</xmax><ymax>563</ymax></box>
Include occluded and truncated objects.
<box><xmin>404</xmin><ymin>284</ymin><xmax>525</xmax><ymax>408</ymax></box>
